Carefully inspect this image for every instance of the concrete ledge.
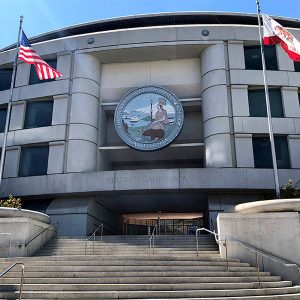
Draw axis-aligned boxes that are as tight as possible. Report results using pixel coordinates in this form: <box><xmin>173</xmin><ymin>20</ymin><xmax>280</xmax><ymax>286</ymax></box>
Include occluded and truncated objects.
<box><xmin>1</xmin><ymin>168</ymin><xmax>300</xmax><ymax>198</ymax></box>
<box><xmin>0</xmin><ymin>208</ymin><xmax>54</xmax><ymax>257</ymax></box>
<box><xmin>234</xmin><ymin>199</ymin><xmax>300</xmax><ymax>213</ymax></box>
<box><xmin>217</xmin><ymin>212</ymin><xmax>300</xmax><ymax>284</ymax></box>
<box><xmin>0</xmin><ymin>207</ymin><xmax>50</xmax><ymax>224</ymax></box>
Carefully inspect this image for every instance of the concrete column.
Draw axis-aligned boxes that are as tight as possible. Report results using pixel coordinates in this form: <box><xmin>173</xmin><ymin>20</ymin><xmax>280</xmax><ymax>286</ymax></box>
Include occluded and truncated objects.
<box><xmin>66</xmin><ymin>53</ymin><xmax>101</xmax><ymax>173</ymax></box>
<box><xmin>97</xmin><ymin>106</ymin><xmax>109</xmax><ymax>171</ymax></box>
<box><xmin>276</xmin><ymin>45</ymin><xmax>294</xmax><ymax>71</ymax></box>
<box><xmin>281</xmin><ymin>87</ymin><xmax>300</xmax><ymax>118</ymax></box>
<box><xmin>227</xmin><ymin>41</ymin><xmax>245</xmax><ymax>69</ymax></box>
<box><xmin>288</xmin><ymin>135</ymin><xmax>300</xmax><ymax>168</ymax></box>
<box><xmin>231</xmin><ymin>85</ymin><xmax>249</xmax><ymax>117</ymax></box>
<box><xmin>57</xmin><ymin>52</ymin><xmax>72</xmax><ymax>80</ymax></box>
<box><xmin>9</xmin><ymin>101</ymin><xmax>25</xmax><ymax>130</ymax></box>
<box><xmin>15</xmin><ymin>62</ymin><xmax>30</xmax><ymax>87</ymax></box>
<box><xmin>3</xmin><ymin>146</ymin><xmax>20</xmax><ymax>178</ymax></box>
<box><xmin>201</xmin><ymin>43</ymin><xmax>233</xmax><ymax>167</ymax></box>
<box><xmin>235</xmin><ymin>134</ymin><xmax>254</xmax><ymax>167</ymax></box>
<box><xmin>48</xmin><ymin>141</ymin><xmax>65</xmax><ymax>174</ymax></box>
<box><xmin>52</xmin><ymin>94</ymin><xmax>68</xmax><ymax>125</ymax></box>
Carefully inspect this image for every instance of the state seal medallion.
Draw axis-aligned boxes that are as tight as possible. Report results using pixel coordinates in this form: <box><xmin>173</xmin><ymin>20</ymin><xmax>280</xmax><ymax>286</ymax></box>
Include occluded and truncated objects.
<box><xmin>114</xmin><ymin>86</ymin><xmax>184</xmax><ymax>151</ymax></box>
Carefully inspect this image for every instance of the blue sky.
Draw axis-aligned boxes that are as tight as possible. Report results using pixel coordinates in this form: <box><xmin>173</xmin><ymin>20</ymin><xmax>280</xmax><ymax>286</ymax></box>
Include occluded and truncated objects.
<box><xmin>1</xmin><ymin>0</ymin><xmax>300</xmax><ymax>49</ymax></box>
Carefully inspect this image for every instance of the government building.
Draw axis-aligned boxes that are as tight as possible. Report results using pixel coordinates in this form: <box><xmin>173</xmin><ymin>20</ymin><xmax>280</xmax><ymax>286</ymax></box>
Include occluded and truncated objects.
<box><xmin>0</xmin><ymin>12</ymin><xmax>299</xmax><ymax>236</ymax></box>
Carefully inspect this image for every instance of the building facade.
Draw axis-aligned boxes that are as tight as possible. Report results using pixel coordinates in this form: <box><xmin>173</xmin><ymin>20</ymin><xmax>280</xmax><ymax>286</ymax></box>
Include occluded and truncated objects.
<box><xmin>0</xmin><ymin>12</ymin><xmax>300</xmax><ymax>236</ymax></box>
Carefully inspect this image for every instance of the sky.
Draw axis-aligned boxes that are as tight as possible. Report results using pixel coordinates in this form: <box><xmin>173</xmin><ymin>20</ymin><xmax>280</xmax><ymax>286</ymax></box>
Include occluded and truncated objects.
<box><xmin>1</xmin><ymin>0</ymin><xmax>300</xmax><ymax>49</ymax></box>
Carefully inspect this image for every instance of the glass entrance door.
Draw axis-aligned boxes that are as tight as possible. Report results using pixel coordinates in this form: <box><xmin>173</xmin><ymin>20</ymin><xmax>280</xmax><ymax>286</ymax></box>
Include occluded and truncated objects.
<box><xmin>123</xmin><ymin>213</ymin><xmax>203</xmax><ymax>235</ymax></box>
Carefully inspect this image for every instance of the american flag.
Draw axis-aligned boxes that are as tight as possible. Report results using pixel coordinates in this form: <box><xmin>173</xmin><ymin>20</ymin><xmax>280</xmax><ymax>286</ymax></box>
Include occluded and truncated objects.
<box><xmin>18</xmin><ymin>31</ymin><xmax>62</xmax><ymax>80</ymax></box>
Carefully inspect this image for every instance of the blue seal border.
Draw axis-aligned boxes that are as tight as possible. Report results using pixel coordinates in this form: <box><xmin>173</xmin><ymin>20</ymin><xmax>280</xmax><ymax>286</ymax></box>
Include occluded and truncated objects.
<box><xmin>114</xmin><ymin>86</ymin><xmax>184</xmax><ymax>151</ymax></box>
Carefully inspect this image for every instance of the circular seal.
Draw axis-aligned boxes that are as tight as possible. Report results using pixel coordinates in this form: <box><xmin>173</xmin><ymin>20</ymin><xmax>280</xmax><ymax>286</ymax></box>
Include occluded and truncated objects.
<box><xmin>114</xmin><ymin>86</ymin><xmax>184</xmax><ymax>151</ymax></box>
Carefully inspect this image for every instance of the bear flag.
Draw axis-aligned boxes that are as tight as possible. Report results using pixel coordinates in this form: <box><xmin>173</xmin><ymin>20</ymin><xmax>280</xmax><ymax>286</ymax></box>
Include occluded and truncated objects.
<box><xmin>262</xmin><ymin>14</ymin><xmax>300</xmax><ymax>61</ymax></box>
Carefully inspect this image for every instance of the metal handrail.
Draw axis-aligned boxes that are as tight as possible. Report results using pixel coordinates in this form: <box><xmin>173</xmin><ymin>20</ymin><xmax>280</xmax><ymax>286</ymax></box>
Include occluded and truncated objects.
<box><xmin>25</xmin><ymin>222</ymin><xmax>59</xmax><ymax>247</ymax></box>
<box><xmin>85</xmin><ymin>223</ymin><xmax>103</xmax><ymax>255</ymax></box>
<box><xmin>0</xmin><ymin>262</ymin><xmax>25</xmax><ymax>300</ymax></box>
<box><xmin>0</xmin><ymin>233</ymin><xmax>12</xmax><ymax>258</ymax></box>
<box><xmin>196</xmin><ymin>227</ymin><xmax>299</xmax><ymax>289</ymax></box>
<box><xmin>149</xmin><ymin>219</ymin><xmax>159</xmax><ymax>254</ymax></box>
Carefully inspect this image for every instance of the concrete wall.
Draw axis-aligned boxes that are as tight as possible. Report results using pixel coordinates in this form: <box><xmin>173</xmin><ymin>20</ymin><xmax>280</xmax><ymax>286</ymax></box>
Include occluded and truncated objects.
<box><xmin>0</xmin><ymin>216</ymin><xmax>55</xmax><ymax>257</ymax></box>
<box><xmin>100</xmin><ymin>58</ymin><xmax>201</xmax><ymax>102</ymax></box>
<box><xmin>46</xmin><ymin>197</ymin><xmax>121</xmax><ymax>236</ymax></box>
<box><xmin>217</xmin><ymin>212</ymin><xmax>300</xmax><ymax>284</ymax></box>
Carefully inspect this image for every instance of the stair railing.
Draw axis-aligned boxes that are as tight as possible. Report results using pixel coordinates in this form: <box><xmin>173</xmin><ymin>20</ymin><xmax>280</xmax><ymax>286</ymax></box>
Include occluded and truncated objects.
<box><xmin>149</xmin><ymin>219</ymin><xmax>159</xmax><ymax>254</ymax></box>
<box><xmin>85</xmin><ymin>223</ymin><xmax>103</xmax><ymax>255</ymax></box>
<box><xmin>0</xmin><ymin>233</ymin><xmax>12</xmax><ymax>258</ymax></box>
<box><xmin>196</xmin><ymin>227</ymin><xmax>299</xmax><ymax>289</ymax></box>
<box><xmin>0</xmin><ymin>262</ymin><xmax>25</xmax><ymax>300</ymax></box>
<box><xmin>24</xmin><ymin>222</ymin><xmax>59</xmax><ymax>248</ymax></box>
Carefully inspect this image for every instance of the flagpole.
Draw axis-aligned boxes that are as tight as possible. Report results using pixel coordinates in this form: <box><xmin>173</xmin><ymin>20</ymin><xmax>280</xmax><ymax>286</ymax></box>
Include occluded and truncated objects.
<box><xmin>0</xmin><ymin>15</ymin><xmax>23</xmax><ymax>189</ymax></box>
<box><xmin>256</xmin><ymin>1</ymin><xmax>280</xmax><ymax>198</ymax></box>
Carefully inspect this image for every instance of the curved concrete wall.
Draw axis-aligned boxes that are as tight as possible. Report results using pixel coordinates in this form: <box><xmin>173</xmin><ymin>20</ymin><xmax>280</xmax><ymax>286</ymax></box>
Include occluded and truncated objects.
<box><xmin>201</xmin><ymin>44</ymin><xmax>232</xmax><ymax>167</ymax></box>
<box><xmin>67</xmin><ymin>54</ymin><xmax>101</xmax><ymax>172</ymax></box>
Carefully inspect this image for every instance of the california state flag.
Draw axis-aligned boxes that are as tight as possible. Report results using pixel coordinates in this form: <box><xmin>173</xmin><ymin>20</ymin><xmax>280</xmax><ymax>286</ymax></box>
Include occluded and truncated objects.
<box><xmin>262</xmin><ymin>14</ymin><xmax>300</xmax><ymax>61</ymax></box>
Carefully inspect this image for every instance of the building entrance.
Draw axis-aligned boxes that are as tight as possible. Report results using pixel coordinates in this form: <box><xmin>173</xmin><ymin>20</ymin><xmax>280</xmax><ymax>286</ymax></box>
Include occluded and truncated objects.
<box><xmin>122</xmin><ymin>212</ymin><xmax>203</xmax><ymax>235</ymax></box>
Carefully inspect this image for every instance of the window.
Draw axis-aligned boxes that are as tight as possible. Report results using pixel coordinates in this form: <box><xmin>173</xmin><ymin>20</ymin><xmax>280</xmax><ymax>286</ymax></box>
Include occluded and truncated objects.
<box><xmin>248</xmin><ymin>89</ymin><xmax>284</xmax><ymax>117</ymax></box>
<box><xmin>253</xmin><ymin>136</ymin><xmax>290</xmax><ymax>169</ymax></box>
<box><xmin>244</xmin><ymin>46</ymin><xmax>278</xmax><ymax>70</ymax></box>
<box><xmin>294</xmin><ymin>61</ymin><xmax>300</xmax><ymax>72</ymax></box>
<box><xmin>24</xmin><ymin>100</ymin><xmax>53</xmax><ymax>129</ymax></box>
<box><xmin>0</xmin><ymin>106</ymin><xmax>7</xmax><ymax>133</ymax></box>
<box><xmin>18</xmin><ymin>145</ymin><xmax>49</xmax><ymax>177</ymax></box>
<box><xmin>0</xmin><ymin>68</ymin><xmax>13</xmax><ymax>91</ymax></box>
<box><xmin>29</xmin><ymin>59</ymin><xmax>57</xmax><ymax>85</ymax></box>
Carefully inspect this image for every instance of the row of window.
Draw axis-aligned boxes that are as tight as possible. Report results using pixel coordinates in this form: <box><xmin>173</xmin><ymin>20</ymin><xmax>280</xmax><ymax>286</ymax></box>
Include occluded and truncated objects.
<box><xmin>14</xmin><ymin>135</ymin><xmax>290</xmax><ymax>178</ymax></box>
<box><xmin>0</xmin><ymin>59</ymin><xmax>57</xmax><ymax>91</ymax></box>
<box><xmin>253</xmin><ymin>136</ymin><xmax>290</xmax><ymax>169</ymax></box>
<box><xmin>244</xmin><ymin>45</ymin><xmax>300</xmax><ymax>71</ymax></box>
<box><xmin>19</xmin><ymin>145</ymin><xmax>49</xmax><ymax>177</ymax></box>
<box><xmin>0</xmin><ymin>86</ymin><xmax>293</xmax><ymax>134</ymax></box>
<box><xmin>1</xmin><ymin>47</ymin><xmax>300</xmax><ymax>92</ymax></box>
<box><xmin>0</xmin><ymin>100</ymin><xmax>53</xmax><ymax>133</ymax></box>
<box><xmin>248</xmin><ymin>89</ymin><xmax>284</xmax><ymax>117</ymax></box>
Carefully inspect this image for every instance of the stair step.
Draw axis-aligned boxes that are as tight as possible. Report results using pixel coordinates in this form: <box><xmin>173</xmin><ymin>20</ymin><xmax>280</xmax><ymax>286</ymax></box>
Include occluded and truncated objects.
<box><xmin>1</xmin><ymin>234</ymin><xmax>298</xmax><ymax>300</ymax></box>
<box><xmin>1</xmin><ymin>286</ymin><xmax>300</xmax><ymax>299</ymax></box>
<box><xmin>0</xmin><ymin>276</ymin><xmax>282</xmax><ymax>284</ymax></box>
<box><xmin>0</xmin><ymin>281</ymin><xmax>293</xmax><ymax>292</ymax></box>
<box><xmin>2</xmin><ymin>271</ymin><xmax>272</xmax><ymax>278</ymax></box>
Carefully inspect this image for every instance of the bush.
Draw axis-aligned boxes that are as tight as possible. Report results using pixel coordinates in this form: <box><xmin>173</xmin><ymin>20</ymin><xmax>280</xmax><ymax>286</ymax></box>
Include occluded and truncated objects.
<box><xmin>0</xmin><ymin>194</ymin><xmax>22</xmax><ymax>209</ymax></box>
<box><xmin>280</xmin><ymin>179</ymin><xmax>300</xmax><ymax>199</ymax></box>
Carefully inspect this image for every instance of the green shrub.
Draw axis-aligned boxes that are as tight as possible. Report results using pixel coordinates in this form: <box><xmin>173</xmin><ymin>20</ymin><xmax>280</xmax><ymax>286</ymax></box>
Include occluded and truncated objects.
<box><xmin>0</xmin><ymin>194</ymin><xmax>22</xmax><ymax>209</ymax></box>
<box><xmin>280</xmin><ymin>179</ymin><xmax>300</xmax><ymax>199</ymax></box>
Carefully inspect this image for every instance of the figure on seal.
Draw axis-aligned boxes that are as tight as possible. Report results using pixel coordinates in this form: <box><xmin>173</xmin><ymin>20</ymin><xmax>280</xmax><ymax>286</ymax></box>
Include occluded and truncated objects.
<box><xmin>143</xmin><ymin>98</ymin><xmax>169</xmax><ymax>141</ymax></box>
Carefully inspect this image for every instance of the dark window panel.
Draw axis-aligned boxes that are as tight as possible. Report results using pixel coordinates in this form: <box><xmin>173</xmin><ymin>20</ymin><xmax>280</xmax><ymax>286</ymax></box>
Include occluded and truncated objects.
<box><xmin>244</xmin><ymin>46</ymin><xmax>278</xmax><ymax>70</ymax></box>
<box><xmin>18</xmin><ymin>146</ymin><xmax>49</xmax><ymax>177</ymax></box>
<box><xmin>0</xmin><ymin>68</ymin><xmax>13</xmax><ymax>91</ymax></box>
<box><xmin>0</xmin><ymin>107</ymin><xmax>7</xmax><ymax>133</ymax></box>
<box><xmin>294</xmin><ymin>61</ymin><xmax>300</xmax><ymax>72</ymax></box>
<box><xmin>248</xmin><ymin>89</ymin><xmax>284</xmax><ymax>117</ymax></box>
<box><xmin>253</xmin><ymin>136</ymin><xmax>290</xmax><ymax>169</ymax></box>
<box><xmin>29</xmin><ymin>59</ymin><xmax>57</xmax><ymax>85</ymax></box>
<box><xmin>275</xmin><ymin>136</ymin><xmax>291</xmax><ymax>169</ymax></box>
<box><xmin>24</xmin><ymin>100</ymin><xmax>53</xmax><ymax>129</ymax></box>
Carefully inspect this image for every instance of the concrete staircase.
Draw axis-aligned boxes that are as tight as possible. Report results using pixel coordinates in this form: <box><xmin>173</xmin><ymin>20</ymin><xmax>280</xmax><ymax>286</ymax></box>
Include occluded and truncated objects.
<box><xmin>0</xmin><ymin>234</ymin><xmax>300</xmax><ymax>299</ymax></box>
